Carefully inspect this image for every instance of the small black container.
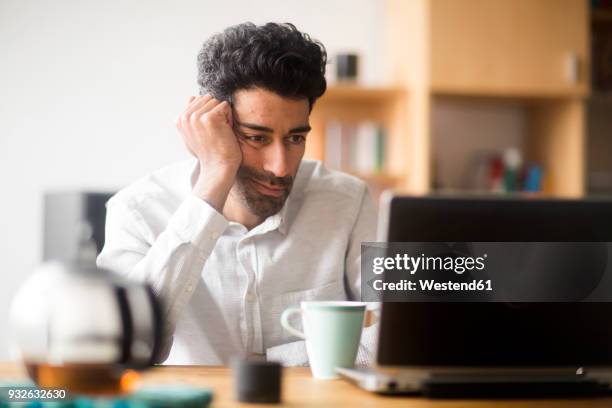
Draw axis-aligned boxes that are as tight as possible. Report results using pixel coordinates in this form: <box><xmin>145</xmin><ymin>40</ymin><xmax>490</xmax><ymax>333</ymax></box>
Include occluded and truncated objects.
<box><xmin>232</xmin><ymin>359</ymin><xmax>282</xmax><ymax>404</ymax></box>
<box><xmin>336</xmin><ymin>53</ymin><xmax>359</xmax><ymax>81</ymax></box>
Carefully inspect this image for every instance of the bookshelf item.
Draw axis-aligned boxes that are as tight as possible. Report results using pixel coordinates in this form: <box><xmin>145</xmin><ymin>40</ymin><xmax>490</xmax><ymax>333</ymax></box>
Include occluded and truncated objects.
<box><xmin>335</xmin><ymin>53</ymin><xmax>359</xmax><ymax>82</ymax></box>
<box><xmin>324</xmin><ymin>121</ymin><xmax>386</xmax><ymax>174</ymax></box>
<box><xmin>307</xmin><ymin>85</ymin><xmax>408</xmax><ymax>193</ymax></box>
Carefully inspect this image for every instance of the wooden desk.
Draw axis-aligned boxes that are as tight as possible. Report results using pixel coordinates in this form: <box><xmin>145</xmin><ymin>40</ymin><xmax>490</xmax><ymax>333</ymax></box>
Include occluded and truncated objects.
<box><xmin>2</xmin><ymin>363</ymin><xmax>612</xmax><ymax>407</ymax></box>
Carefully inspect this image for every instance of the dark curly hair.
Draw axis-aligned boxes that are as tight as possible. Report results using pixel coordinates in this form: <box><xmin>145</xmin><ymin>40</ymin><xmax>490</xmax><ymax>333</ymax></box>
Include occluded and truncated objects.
<box><xmin>197</xmin><ymin>22</ymin><xmax>327</xmax><ymax>109</ymax></box>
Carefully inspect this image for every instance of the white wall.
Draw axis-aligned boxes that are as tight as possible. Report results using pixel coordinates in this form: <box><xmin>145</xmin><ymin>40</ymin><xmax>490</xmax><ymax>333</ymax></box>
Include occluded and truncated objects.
<box><xmin>0</xmin><ymin>0</ymin><xmax>385</xmax><ymax>360</ymax></box>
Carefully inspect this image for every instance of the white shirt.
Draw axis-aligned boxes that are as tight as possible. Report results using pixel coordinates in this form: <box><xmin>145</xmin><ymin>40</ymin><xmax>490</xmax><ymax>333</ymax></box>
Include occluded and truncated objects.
<box><xmin>97</xmin><ymin>158</ymin><xmax>378</xmax><ymax>365</ymax></box>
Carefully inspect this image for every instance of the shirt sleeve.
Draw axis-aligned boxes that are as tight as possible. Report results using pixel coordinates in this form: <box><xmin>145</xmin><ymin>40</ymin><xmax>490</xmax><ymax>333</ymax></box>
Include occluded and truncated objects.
<box><xmin>266</xmin><ymin>184</ymin><xmax>380</xmax><ymax>367</ymax></box>
<box><xmin>266</xmin><ymin>340</ymin><xmax>308</xmax><ymax>366</ymax></box>
<box><xmin>344</xmin><ymin>185</ymin><xmax>380</xmax><ymax>367</ymax></box>
<box><xmin>96</xmin><ymin>194</ymin><xmax>228</xmax><ymax>363</ymax></box>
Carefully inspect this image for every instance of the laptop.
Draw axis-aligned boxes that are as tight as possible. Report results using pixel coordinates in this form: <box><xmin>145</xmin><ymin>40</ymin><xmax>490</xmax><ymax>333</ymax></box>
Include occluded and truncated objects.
<box><xmin>338</xmin><ymin>194</ymin><xmax>612</xmax><ymax>397</ymax></box>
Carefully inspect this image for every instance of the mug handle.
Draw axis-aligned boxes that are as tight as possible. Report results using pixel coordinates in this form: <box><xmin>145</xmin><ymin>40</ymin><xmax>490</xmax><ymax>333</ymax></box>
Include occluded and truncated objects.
<box><xmin>280</xmin><ymin>307</ymin><xmax>306</xmax><ymax>339</ymax></box>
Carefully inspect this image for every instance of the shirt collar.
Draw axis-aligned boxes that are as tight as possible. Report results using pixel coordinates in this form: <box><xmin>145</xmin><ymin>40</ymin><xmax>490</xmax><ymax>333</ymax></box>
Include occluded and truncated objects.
<box><xmin>252</xmin><ymin>192</ymin><xmax>292</xmax><ymax>236</ymax></box>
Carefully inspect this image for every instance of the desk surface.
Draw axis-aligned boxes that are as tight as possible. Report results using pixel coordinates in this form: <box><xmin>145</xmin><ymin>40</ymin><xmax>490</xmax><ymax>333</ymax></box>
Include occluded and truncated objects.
<box><xmin>2</xmin><ymin>363</ymin><xmax>612</xmax><ymax>407</ymax></box>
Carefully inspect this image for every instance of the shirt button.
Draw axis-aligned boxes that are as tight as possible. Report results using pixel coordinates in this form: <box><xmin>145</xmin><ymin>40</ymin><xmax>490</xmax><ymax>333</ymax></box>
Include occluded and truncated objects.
<box><xmin>245</xmin><ymin>292</ymin><xmax>255</xmax><ymax>302</ymax></box>
<box><xmin>210</xmin><ymin>231</ymin><xmax>219</xmax><ymax>240</ymax></box>
<box><xmin>185</xmin><ymin>284</ymin><xmax>194</xmax><ymax>292</ymax></box>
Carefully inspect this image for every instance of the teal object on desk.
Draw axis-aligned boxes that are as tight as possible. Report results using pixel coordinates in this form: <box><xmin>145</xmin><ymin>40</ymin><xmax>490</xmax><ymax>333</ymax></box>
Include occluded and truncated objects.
<box><xmin>127</xmin><ymin>385</ymin><xmax>213</xmax><ymax>408</ymax></box>
<box><xmin>73</xmin><ymin>385</ymin><xmax>214</xmax><ymax>408</ymax></box>
<box><xmin>16</xmin><ymin>402</ymin><xmax>74</xmax><ymax>408</ymax></box>
<box><xmin>73</xmin><ymin>398</ymin><xmax>133</xmax><ymax>408</ymax></box>
<box><xmin>0</xmin><ymin>380</ymin><xmax>212</xmax><ymax>408</ymax></box>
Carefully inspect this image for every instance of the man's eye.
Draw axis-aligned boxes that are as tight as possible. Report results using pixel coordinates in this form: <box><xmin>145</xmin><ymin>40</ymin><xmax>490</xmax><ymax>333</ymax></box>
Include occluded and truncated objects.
<box><xmin>245</xmin><ymin>135</ymin><xmax>266</xmax><ymax>143</ymax></box>
<box><xmin>287</xmin><ymin>135</ymin><xmax>306</xmax><ymax>144</ymax></box>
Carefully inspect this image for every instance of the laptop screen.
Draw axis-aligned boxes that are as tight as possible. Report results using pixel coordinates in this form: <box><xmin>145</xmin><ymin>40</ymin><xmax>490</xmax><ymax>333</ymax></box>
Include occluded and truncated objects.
<box><xmin>377</xmin><ymin>196</ymin><xmax>612</xmax><ymax>367</ymax></box>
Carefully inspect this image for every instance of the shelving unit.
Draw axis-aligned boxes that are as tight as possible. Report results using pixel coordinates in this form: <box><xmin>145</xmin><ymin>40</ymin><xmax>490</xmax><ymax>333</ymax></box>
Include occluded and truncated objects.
<box><xmin>387</xmin><ymin>0</ymin><xmax>589</xmax><ymax>197</ymax></box>
<box><xmin>307</xmin><ymin>0</ymin><xmax>590</xmax><ymax>198</ymax></box>
<box><xmin>430</xmin><ymin>93</ymin><xmax>585</xmax><ymax>196</ymax></box>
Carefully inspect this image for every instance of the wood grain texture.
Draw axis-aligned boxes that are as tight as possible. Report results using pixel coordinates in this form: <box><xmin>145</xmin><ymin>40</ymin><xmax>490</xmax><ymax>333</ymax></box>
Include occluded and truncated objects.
<box><xmin>430</xmin><ymin>0</ymin><xmax>590</xmax><ymax>96</ymax></box>
<box><xmin>384</xmin><ymin>0</ymin><xmax>432</xmax><ymax>193</ymax></box>
<box><xmin>2</xmin><ymin>363</ymin><xmax>612</xmax><ymax>407</ymax></box>
<box><xmin>526</xmin><ymin>98</ymin><xmax>585</xmax><ymax>197</ymax></box>
<box><xmin>383</xmin><ymin>0</ymin><xmax>588</xmax><ymax>197</ymax></box>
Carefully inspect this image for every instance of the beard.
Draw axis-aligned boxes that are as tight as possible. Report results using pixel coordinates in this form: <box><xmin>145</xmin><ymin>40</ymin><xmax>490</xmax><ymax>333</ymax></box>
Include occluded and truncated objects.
<box><xmin>234</xmin><ymin>165</ymin><xmax>294</xmax><ymax>219</ymax></box>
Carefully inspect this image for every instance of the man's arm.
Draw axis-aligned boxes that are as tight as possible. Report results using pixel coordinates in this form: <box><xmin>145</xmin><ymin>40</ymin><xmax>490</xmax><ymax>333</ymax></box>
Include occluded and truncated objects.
<box><xmin>97</xmin><ymin>194</ymin><xmax>228</xmax><ymax>362</ymax></box>
<box><xmin>343</xmin><ymin>185</ymin><xmax>379</xmax><ymax>366</ymax></box>
<box><xmin>97</xmin><ymin>94</ymin><xmax>242</xmax><ymax>362</ymax></box>
<box><xmin>266</xmin><ymin>184</ymin><xmax>378</xmax><ymax>366</ymax></box>
<box><xmin>178</xmin><ymin>94</ymin><xmax>242</xmax><ymax>213</ymax></box>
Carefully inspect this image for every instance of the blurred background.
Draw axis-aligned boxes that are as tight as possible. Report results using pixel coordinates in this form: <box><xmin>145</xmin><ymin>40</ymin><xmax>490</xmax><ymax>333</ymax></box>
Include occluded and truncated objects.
<box><xmin>1</xmin><ymin>0</ymin><xmax>611</xmax><ymax>361</ymax></box>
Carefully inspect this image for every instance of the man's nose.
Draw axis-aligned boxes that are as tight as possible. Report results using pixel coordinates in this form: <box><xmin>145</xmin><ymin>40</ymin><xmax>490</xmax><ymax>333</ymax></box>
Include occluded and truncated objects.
<box><xmin>262</xmin><ymin>141</ymin><xmax>290</xmax><ymax>179</ymax></box>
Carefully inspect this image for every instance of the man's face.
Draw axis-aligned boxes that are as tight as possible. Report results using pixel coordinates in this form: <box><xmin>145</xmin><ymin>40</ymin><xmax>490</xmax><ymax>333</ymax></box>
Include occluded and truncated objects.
<box><xmin>231</xmin><ymin>87</ymin><xmax>311</xmax><ymax>219</ymax></box>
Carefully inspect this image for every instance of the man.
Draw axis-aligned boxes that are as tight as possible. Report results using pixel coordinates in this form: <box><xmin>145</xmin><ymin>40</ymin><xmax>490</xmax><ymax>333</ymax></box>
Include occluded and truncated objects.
<box><xmin>97</xmin><ymin>22</ymin><xmax>377</xmax><ymax>365</ymax></box>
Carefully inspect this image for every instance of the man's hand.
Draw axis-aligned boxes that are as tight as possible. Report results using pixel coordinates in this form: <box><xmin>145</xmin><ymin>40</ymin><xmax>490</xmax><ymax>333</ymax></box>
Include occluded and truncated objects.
<box><xmin>364</xmin><ymin>309</ymin><xmax>379</xmax><ymax>327</ymax></box>
<box><xmin>176</xmin><ymin>94</ymin><xmax>242</xmax><ymax>213</ymax></box>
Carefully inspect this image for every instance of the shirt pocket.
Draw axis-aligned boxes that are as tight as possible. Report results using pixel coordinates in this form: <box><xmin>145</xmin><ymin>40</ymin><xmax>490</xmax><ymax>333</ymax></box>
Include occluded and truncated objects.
<box><xmin>264</xmin><ymin>281</ymin><xmax>347</xmax><ymax>347</ymax></box>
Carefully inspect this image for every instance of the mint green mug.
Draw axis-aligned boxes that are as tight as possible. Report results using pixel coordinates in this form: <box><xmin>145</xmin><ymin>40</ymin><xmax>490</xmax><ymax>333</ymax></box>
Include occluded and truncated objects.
<box><xmin>280</xmin><ymin>301</ymin><xmax>366</xmax><ymax>379</ymax></box>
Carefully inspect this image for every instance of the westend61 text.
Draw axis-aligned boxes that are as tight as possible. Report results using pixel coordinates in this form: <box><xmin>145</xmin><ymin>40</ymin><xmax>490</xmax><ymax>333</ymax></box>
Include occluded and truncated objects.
<box><xmin>373</xmin><ymin>279</ymin><xmax>493</xmax><ymax>292</ymax></box>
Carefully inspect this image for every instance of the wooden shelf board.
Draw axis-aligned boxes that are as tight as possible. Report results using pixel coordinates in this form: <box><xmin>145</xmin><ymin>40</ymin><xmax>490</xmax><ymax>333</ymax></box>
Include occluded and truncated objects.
<box><xmin>430</xmin><ymin>188</ymin><xmax>561</xmax><ymax>199</ymax></box>
<box><xmin>318</xmin><ymin>84</ymin><xmax>406</xmax><ymax>104</ymax></box>
<box><xmin>345</xmin><ymin>170</ymin><xmax>402</xmax><ymax>186</ymax></box>
<box><xmin>431</xmin><ymin>86</ymin><xmax>589</xmax><ymax>101</ymax></box>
